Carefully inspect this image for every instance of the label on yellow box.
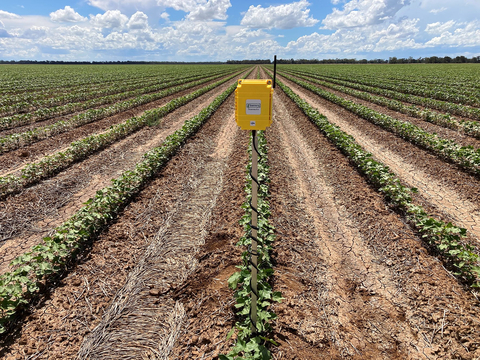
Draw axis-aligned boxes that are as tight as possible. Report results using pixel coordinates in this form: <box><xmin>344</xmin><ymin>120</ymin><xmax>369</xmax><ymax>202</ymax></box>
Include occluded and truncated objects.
<box><xmin>246</xmin><ymin>99</ymin><xmax>261</xmax><ymax>115</ymax></box>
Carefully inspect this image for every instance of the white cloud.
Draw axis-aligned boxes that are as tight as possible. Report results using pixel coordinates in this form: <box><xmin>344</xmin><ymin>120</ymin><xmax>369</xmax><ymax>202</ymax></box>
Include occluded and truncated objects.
<box><xmin>90</xmin><ymin>10</ymin><xmax>129</xmax><ymax>29</ymax></box>
<box><xmin>231</xmin><ymin>28</ymin><xmax>270</xmax><ymax>43</ymax></box>
<box><xmin>285</xmin><ymin>17</ymin><xmax>421</xmax><ymax>55</ymax></box>
<box><xmin>127</xmin><ymin>12</ymin><xmax>149</xmax><ymax>30</ymax></box>
<box><xmin>371</xmin><ymin>18</ymin><xmax>419</xmax><ymax>38</ymax></box>
<box><xmin>322</xmin><ymin>0</ymin><xmax>410</xmax><ymax>29</ymax></box>
<box><xmin>0</xmin><ymin>10</ymin><xmax>21</xmax><ymax>19</ymax></box>
<box><xmin>425</xmin><ymin>20</ymin><xmax>480</xmax><ymax>47</ymax></box>
<box><xmin>160</xmin><ymin>12</ymin><xmax>170</xmax><ymax>20</ymax></box>
<box><xmin>241</xmin><ymin>0</ymin><xmax>318</xmax><ymax>29</ymax></box>
<box><xmin>429</xmin><ymin>7</ymin><xmax>447</xmax><ymax>14</ymax></box>
<box><xmin>50</xmin><ymin>6</ymin><xmax>87</xmax><ymax>23</ymax></box>
<box><xmin>22</xmin><ymin>26</ymin><xmax>48</xmax><ymax>39</ymax></box>
<box><xmin>425</xmin><ymin>20</ymin><xmax>455</xmax><ymax>34</ymax></box>
<box><xmin>186</xmin><ymin>0</ymin><xmax>231</xmax><ymax>21</ymax></box>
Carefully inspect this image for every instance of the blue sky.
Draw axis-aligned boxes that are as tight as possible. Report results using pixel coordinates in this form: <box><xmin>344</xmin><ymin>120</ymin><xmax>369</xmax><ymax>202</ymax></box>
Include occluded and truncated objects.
<box><xmin>0</xmin><ymin>0</ymin><xmax>479</xmax><ymax>61</ymax></box>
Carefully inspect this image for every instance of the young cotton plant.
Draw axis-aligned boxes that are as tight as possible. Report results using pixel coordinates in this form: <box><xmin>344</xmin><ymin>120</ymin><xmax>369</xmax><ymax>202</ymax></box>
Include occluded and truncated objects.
<box><xmin>222</xmin><ymin>131</ymin><xmax>282</xmax><ymax>360</ymax></box>
<box><xmin>269</xmin><ymin>72</ymin><xmax>480</xmax><ymax>289</ymax></box>
<box><xmin>280</xmin><ymin>72</ymin><xmax>480</xmax><ymax>177</ymax></box>
<box><xmin>0</xmin><ymin>71</ymin><xmax>252</xmax><ymax>334</ymax></box>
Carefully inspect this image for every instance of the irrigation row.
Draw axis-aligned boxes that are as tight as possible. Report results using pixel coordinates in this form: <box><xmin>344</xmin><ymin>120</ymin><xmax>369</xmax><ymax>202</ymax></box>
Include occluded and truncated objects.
<box><xmin>302</xmin><ymin>69</ymin><xmax>480</xmax><ymax>106</ymax></box>
<box><xmin>264</xmin><ymin>69</ymin><xmax>480</xmax><ymax>290</ymax></box>
<box><xmin>0</xmin><ymin>69</ymin><xmax>246</xmax><ymax>198</ymax></box>
<box><xmin>285</xmin><ymin>69</ymin><xmax>480</xmax><ymax>120</ymax></box>
<box><xmin>222</xmin><ymin>129</ymin><xmax>281</xmax><ymax>360</ymax></box>
<box><xmin>0</xmin><ymin>68</ymin><xmax>253</xmax><ymax>334</ymax></box>
<box><xmin>0</xmin><ymin>72</ymin><xmax>189</xmax><ymax>117</ymax></box>
<box><xmin>278</xmin><ymin>72</ymin><xmax>480</xmax><ymax>178</ymax></box>
<box><xmin>0</xmin><ymin>68</ymin><xmax>235</xmax><ymax>135</ymax></box>
<box><xmin>283</xmin><ymin>70</ymin><xmax>480</xmax><ymax>139</ymax></box>
<box><xmin>0</xmin><ymin>67</ymin><xmax>235</xmax><ymax>112</ymax></box>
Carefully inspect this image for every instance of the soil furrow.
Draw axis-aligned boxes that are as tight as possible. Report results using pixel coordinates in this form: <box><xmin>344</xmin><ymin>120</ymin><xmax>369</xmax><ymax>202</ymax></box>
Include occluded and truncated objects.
<box><xmin>0</xmin><ymin>72</ymin><xmax>246</xmax><ymax>273</ymax></box>
<box><xmin>267</xmin><ymin>76</ymin><xmax>480</xmax><ymax>359</ymax></box>
<box><xmin>286</xmin><ymin>73</ymin><xmax>480</xmax><ymax>149</ymax></box>
<box><xmin>0</xmin><ymin>72</ymin><xmax>236</xmax><ymax>175</ymax></box>
<box><xmin>77</xmin><ymin>111</ymin><xmax>239</xmax><ymax>359</ymax></box>
<box><xmin>278</xmin><ymin>74</ymin><xmax>480</xmax><ymax>243</ymax></box>
<box><xmin>1</xmin><ymin>71</ymin><xmax>251</xmax><ymax>359</ymax></box>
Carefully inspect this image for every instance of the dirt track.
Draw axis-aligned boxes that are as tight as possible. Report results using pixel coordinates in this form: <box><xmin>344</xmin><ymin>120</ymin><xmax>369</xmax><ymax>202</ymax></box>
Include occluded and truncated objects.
<box><xmin>2</xmin><ymin>66</ymin><xmax>480</xmax><ymax>359</ymax></box>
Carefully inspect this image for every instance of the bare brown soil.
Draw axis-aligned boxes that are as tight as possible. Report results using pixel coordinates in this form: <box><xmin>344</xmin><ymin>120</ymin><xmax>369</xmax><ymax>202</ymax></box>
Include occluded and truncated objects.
<box><xmin>0</xmin><ymin>72</ymin><xmax>237</xmax><ymax>175</ymax></box>
<box><xmin>0</xmin><ymin>69</ymin><xmax>253</xmax><ymax>359</ymax></box>
<box><xmin>2</xmin><ymin>67</ymin><xmax>480</xmax><ymax>360</ymax></box>
<box><xmin>0</xmin><ymin>70</ymin><xmax>248</xmax><ymax>273</ymax></box>
<box><xmin>0</xmin><ymin>75</ymin><xmax>171</xmax><ymax>137</ymax></box>
<box><xmin>278</xmin><ymin>74</ymin><xmax>480</xmax><ymax>244</ymax></box>
<box><xmin>292</xmin><ymin>74</ymin><xmax>480</xmax><ymax>149</ymax></box>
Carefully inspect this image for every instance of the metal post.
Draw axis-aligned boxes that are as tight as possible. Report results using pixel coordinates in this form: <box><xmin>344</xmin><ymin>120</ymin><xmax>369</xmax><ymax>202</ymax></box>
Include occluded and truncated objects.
<box><xmin>250</xmin><ymin>130</ymin><xmax>259</xmax><ymax>333</ymax></box>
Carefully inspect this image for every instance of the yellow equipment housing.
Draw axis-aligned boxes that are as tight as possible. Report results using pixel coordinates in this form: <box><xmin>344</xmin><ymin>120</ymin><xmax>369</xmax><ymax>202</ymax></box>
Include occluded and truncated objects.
<box><xmin>235</xmin><ymin>79</ymin><xmax>273</xmax><ymax>130</ymax></box>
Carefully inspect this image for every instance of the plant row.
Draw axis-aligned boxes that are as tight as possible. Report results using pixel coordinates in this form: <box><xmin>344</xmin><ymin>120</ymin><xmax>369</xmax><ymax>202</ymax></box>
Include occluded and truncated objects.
<box><xmin>0</xmin><ymin>70</ymin><xmax>226</xmax><ymax>118</ymax></box>
<box><xmin>279</xmin><ymin>72</ymin><xmax>480</xmax><ymax>177</ymax></box>
<box><xmin>0</xmin><ymin>65</ymin><xmax>192</xmax><ymax>96</ymax></box>
<box><xmin>222</xmin><ymin>130</ymin><xmax>281</xmax><ymax>360</ymax></box>
<box><xmin>283</xmin><ymin>70</ymin><xmax>480</xmax><ymax>139</ymax></box>
<box><xmin>0</xmin><ymin>70</ymin><xmax>242</xmax><ymax>154</ymax></box>
<box><xmin>0</xmin><ymin>70</ymin><xmax>187</xmax><ymax>109</ymax></box>
<box><xmin>0</xmin><ymin>68</ymin><xmax>253</xmax><ymax>334</ymax></box>
<box><xmin>268</xmin><ymin>72</ymin><xmax>480</xmax><ymax>293</ymax></box>
<box><xmin>287</xmin><ymin>69</ymin><xmax>480</xmax><ymax>120</ymax></box>
<box><xmin>293</xmin><ymin>68</ymin><xmax>480</xmax><ymax>107</ymax></box>
<box><xmin>0</xmin><ymin>69</ymin><xmax>233</xmax><ymax>132</ymax></box>
<box><xmin>0</xmin><ymin>70</ymin><xmax>245</xmax><ymax>198</ymax></box>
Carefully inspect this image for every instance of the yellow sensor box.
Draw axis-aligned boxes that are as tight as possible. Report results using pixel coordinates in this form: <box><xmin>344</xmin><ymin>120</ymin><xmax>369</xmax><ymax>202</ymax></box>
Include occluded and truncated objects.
<box><xmin>235</xmin><ymin>79</ymin><xmax>273</xmax><ymax>130</ymax></box>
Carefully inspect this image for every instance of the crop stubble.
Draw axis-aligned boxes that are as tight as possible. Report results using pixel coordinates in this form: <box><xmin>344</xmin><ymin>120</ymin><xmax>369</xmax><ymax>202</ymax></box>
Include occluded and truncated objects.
<box><xmin>1</xmin><ymin>65</ymin><xmax>480</xmax><ymax>359</ymax></box>
<box><xmin>277</xmin><ymin>73</ymin><xmax>480</xmax><ymax>245</ymax></box>
<box><xmin>0</xmin><ymin>71</ymin><xmax>246</xmax><ymax>273</ymax></box>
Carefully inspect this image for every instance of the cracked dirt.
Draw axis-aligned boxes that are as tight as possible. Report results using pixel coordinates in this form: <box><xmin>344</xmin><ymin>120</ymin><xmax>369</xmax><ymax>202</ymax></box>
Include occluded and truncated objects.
<box><xmin>1</xmin><ymin>66</ymin><xmax>480</xmax><ymax>359</ymax></box>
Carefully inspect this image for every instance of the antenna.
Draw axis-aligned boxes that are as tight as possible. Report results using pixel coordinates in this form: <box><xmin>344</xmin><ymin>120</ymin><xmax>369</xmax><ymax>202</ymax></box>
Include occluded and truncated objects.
<box><xmin>273</xmin><ymin>55</ymin><xmax>277</xmax><ymax>88</ymax></box>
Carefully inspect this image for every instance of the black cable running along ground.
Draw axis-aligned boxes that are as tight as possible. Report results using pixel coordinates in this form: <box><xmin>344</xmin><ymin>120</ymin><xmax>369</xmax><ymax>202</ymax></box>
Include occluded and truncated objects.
<box><xmin>247</xmin><ymin>129</ymin><xmax>263</xmax><ymax>335</ymax></box>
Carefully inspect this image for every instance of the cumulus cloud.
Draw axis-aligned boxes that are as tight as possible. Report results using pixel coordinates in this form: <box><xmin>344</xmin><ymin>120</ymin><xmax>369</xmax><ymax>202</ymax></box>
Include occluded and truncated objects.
<box><xmin>0</xmin><ymin>10</ymin><xmax>21</xmax><ymax>19</ymax></box>
<box><xmin>371</xmin><ymin>18</ymin><xmax>419</xmax><ymax>38</ymax></box>
<box><xmin>90</xmin><ymin>10</ymin><xmax>128</xmax><ymax>28</ymax></box>
<box><xmin>50</xmin><ymin>6</ymin><xmax>87</xmax><ymax>22</ymax></box>
<box><xmin>22</xmin><ymin>26</ymin><xmax>48</xmax><ymax>39</ymax></box>
<box><xmin>160</xmin><ymin>12</ymin><xmax>170</xmax><ymax>20</ymax></box>
<box><xmin>186</xmin><ymin>0</ymin><xmax>231</xmax><ymax>21</ymax></box>
<box><xmin>425</xmin><ymin>20</ymin><xmax>480</xmax><ymax>47</ymax></box>
<box><xmin>127</xmin><ymin>12</ymin><xmax>149</xmax><ymax>30</ymax></box>
<box><xmin>231</xmin><ymin>28</ymin><xmax>269</xmax><ymax>43</ymax></box>
<box><xmin>241</xmin><ymin>0</ymin><xmax>318</xmax><ymax>29</ymax></box>
<box><xmin>425</xmin><ymin>20</ymin><xmax>455</xmax><ymax>34</ymax></box>
<box><xmin>322</xmin><ymin>0</ymin><xmax>410</xmax><ymax>29</ymax></box>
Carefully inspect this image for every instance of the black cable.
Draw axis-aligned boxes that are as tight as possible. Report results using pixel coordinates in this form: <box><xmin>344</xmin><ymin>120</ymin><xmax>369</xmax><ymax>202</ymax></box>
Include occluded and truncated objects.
<box><xmin>248</xmin><ymin>129</ymin><xmax>264</xmax><ymax>336</ymax></box>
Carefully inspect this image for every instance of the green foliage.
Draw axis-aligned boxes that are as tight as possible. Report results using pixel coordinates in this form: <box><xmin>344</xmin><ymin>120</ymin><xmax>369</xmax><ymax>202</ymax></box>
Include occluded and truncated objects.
<box><xmin>0</xmin><ymin>68</ymin><xmax>253</xmax><ymax>334</ymax></box>
<box><xmin>267</xmin><ymin>70</ymin><xmax>480</xmax><ymax>293</ymax></box>
<box><xmin>222</xmin><ymin>130</ymin><xmax>282</xmax><ymax>359</ymax></box>
<box><xmin>0</xmin><ymin>69</ymin><xmax>246</xmax><ymax>198</ymax></box>
<box><xmin>283</xmin><ymin>69</ymin><xmax>480</xmax><ymax>139</ymax></box>
<box><xmin>0</xmin><ymin>68</ymin><xmax>246</xmax><ymax>153</ymax></box>
<box><xmin>279</xmin><ymin>72</ymin><xmax>480</xmax><ymax>176</ymax></box>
